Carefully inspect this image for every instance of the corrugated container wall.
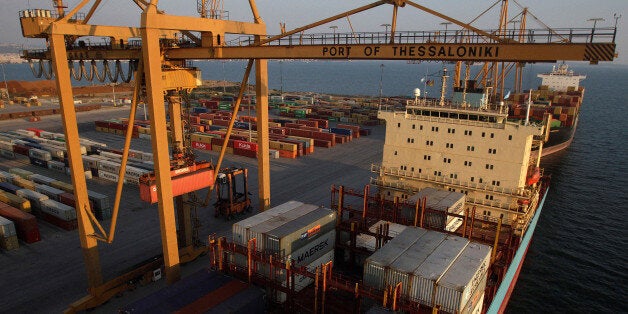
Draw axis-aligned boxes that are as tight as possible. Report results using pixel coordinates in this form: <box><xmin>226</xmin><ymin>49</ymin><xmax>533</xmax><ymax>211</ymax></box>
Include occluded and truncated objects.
<box><xmin>264</xmin><ymin>207</ymin><xmax>336</xmax><ymax>257</ymax></box>
<box><xmin>248</xmin><ymin>203</ymin><xmax>319</xmax><ymax>252</ymax></box>
<box><xmin>363</xmin><ymin>228</ymin><xmax>427</xmax><ymax>290</ymax></box>
<box><xmin>409</xmin><ymin>235</ymin><xmax>470</xmax><ymax>306</ymax></box>
<box><xmin>232</xmin><ymin>200</ymin><xmax>304</xmax><ymax>246</ymax></box>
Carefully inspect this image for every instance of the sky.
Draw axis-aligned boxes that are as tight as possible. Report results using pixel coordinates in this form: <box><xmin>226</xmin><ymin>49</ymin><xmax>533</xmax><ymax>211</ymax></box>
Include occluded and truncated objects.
<box><xmin>2</xmin><ymin>0</ymin><xmax>627</xmax><ymax>64</ymax></box>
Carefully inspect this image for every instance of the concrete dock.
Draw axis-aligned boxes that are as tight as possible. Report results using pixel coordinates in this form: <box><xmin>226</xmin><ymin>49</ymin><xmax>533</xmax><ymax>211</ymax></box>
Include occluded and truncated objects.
<box><xmin>0</xmin><ymin>105</ymin><xmax>385</xmax><ymax>312</ymax></box>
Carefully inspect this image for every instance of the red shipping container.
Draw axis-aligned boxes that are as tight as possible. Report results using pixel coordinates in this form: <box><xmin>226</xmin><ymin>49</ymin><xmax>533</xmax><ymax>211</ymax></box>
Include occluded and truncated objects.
<box><xmin>269</xmin><ymin>127</ymin><xmax>286</xmax><ymax>135</ymax></box>
<box><xmin>313</xmin><ymin>139</ymin><xmax>331</xmax><ymax>148</ymax></box>
<box><xmin>278</xmin><ymin>150</ymin><xmax>297</xmax><ymax>159</ymax></box>
<box><xmin>191</xmin><ymin>141</ymin><xmax>211</xmax><ymax>151</ymax></box>
<box><xmin>285</xmin><ymin>123</ymin><xmax>302</xmax><ymax>129</ymax></box>
<box><xmin>198</xmin><ymin>113</ymin><xmax>215</xmax><ymax>120</ymax></box>
<box><xmin>139</xmin><ymin>164</ymin><xmax>215</xmax><ymax>204</ymax></box>
<box><xmin>41</xmin><ymin>212</ymin><xmax>77</xmax><ymax>231</ymax></box>
<box><xmin>0</xmin><ymin>202</ymin><xmax>40</xmax><ymax>243</ymax></box>
<box><xmin>234</xmin><ymin>148</ymin><xmax>257</xmax><ymax>158</ymax></box>
<box><xmin>13</xmin><ymin>144</ymin><xmax>30</xmax><ymax>156</ymax></box>
<box><xmin>233</xmin><ymin>140</ymin><xmax>258</xmax><ymax>152</ymax></box>
<box><xmin>26</xmin><ymin>128</ymin><xmax>44</xmax><ymax>137</ymax></box>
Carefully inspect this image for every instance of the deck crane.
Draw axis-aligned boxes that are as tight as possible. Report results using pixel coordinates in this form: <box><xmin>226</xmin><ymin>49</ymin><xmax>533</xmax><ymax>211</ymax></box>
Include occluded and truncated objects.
<box><xmin>18</xmin><ymin>0</ymin><xmax>617</xmax><ymax>311</ymax></box>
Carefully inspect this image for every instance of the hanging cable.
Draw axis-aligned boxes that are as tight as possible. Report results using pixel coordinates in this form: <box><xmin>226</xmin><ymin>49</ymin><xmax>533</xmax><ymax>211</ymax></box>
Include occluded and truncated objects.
<box><xmin>42</xmin><ymin>60</ymin><xmax>53</xmax><ymax>79</ymax></box>
<box><xmin>92</xmin><ymin>60</ymin><xmax>106</xmax><ymax>82</ymax></box>
<box><xmin>28</xmin><ymin>59</ymin><xmax>43</xmax><ymax>78</ymax></box>
<box><xmin>69</xmin><ymin>61</ymin><xmax>83</xmax><ymax>80</ymax></box>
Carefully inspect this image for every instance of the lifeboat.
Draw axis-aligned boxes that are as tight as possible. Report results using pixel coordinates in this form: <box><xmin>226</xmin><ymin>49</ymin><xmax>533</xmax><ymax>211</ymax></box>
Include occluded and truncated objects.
<box><xmin>517</xmin><ymin>199</ymin><xmax>531</xmax><ymax>205</ymax></box>
<box><xmin>526</xmin><ymin>167</ymin><xmax>541</xmax><ymax>186</ymax></box>
<box><xmin>139</xmin><ymin>161</ymin><xmax>215</xmax><ymax>203</ymax></box>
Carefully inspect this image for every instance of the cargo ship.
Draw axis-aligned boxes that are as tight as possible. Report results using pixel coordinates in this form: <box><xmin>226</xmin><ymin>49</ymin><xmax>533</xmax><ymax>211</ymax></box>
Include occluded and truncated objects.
<box><xmin>506</xmin><ymin>64</ymin><xmax>585</xmax><ymax>156</ymax></box>
<box><xmin>453</xmin><ymin>63</ymin><xmax>585</xmax><ymax>157</ymax></box>
<box><xmin>347</xmin><ymin>66</ymin><xmax>550</xmax><ymax>312</ymax></box>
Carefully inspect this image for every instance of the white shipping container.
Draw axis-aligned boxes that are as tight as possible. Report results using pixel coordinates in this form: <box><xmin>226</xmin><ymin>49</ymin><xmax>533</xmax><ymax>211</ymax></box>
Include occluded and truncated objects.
<box><xmin>248</xmin><ymin>204</ymin><xmax>319</xmax><ymax>252</ymax></box>
<box><xmin>0</xmin><ymin>170</ymin><xmax>11</xmax><ymax>182</ymax></box>
<box><xmin>39</xmin><ymin>131</ymin><xmax>54</xmax><ymax>139</ymax></box>
<box><xmin>82</xmin><ymin>155</ymin><xmax>101</xmax><ymax>169</ymax></box>
<box><xmin>40</xmin><ymin>199</ymin><xmax>76</xmax><ymax>221</ymax></box>
<box><xmin>15</xmin><ymin>129</ymin><xmax>36</xmax><ymax>137</ymax></box>
<box><xmin>99</xmin><ymin>151</ymin><xmax>122</xmax><ymax>161</ymax></box>
<box><xmin>125</xmin><ymin>166</ymin><xmax>148</xmax><ymax>179</ymax></box>
<box><xmin>433</xmin><ymin>243</ymin><xmax>491</xmax><ymax>313</ymax></box>
<box><xmin>265</xmin><ymin>207</ymin><xmax>336</xmax><ymax>256</ymax></box>
<box><xmin>35</xmin><ymin>184</ymin><xmax>65</xmax><ymax>201</ymax></box>
<box><xmin>123</xmin><ymin>177</ymin><xmax>139</xmax><ymax>186</ymax></box>
<box><xmin>98</xmin><ymin>169</ymin><xmax>119</xmax><ymax>182</ymax></box>
<box><xmin>9</xmin><ymin>168</ymin><xmax>33</xmax><ymax>179</ymax></box>
<box><xmin>232</xmin><ymin>200</ymin><xmax>304</xmax><ymax>245</ymax></box>
<box><xmin>410</xmin><ymin>235</ymin><xmax>470</xmax><ymax>306</ymax></box>
<box><xmin>29</xmin><ymin>174</ymin><xmax>56</xmax><ymax>185</ymax></box>
<box><xmin>285</xmin><ymin>229</ymin><xmax>335</xmax><ymax>266</ymax></box>
<box><xmin>276</xmin><ymin>249</ymin><xmax>335</xmax><ymax>303</ymax></box>
<box><xmin>0</xmin><ymin>216</ymin><xmax>17</xmax><ymax>237</ymax></box>
<box><xmin>363</xmin><ymin>228</ymin><xmax>428</xmax><ymax>290</ymax></box>
<box><xmin>0</xmin><ymin>141</ymin><xmax>13</xmax><ymax>151</ymax></box>
<box><xmin>98</xmin><ymin>160</ymin><xmax>120</xmax><ymax>174</ymax></box>
<box><xmin>28</xmin><ymin>148</ymin><xmax>52</xmax><ymax>161</ymax></box>
<box><xmin>140</xmin><ymin>152</ymin><xmax>153</xmax><ymax>161</ymax></box>
<box><xmin>87</xmin><ymin>190</ymin><xmax>109</xmax><ymax>210</ymax></box>
<box><xmin>386</xmin><ymin>231</ymin><xmax>448</xmax><ymax>295</ymax></box>
<box><xmin>47</xmin><ymin>160</ymin><xmax>65</xmax><ymax>172</ymax></box>
<box><xmin>139</xmin><ymin>133</ymin><xmax>151</xmax><ymax>140</ymax></box>
<box><xmin>39</xmin><ymin>143</ymin><xmax>66</xmax><ymax>159</ymax></box>
<box><xmin>16</xmin><ymin>188</ymin><xmax>49</xmax><ymax>210</ymax></box>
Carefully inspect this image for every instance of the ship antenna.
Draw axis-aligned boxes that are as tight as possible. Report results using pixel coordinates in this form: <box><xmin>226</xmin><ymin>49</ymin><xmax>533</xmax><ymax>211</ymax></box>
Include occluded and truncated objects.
<box><xmin>439</xmin><ymin>67</ymin><xmax>449</xmax><ymax>106</ymax></box>
<box><xmin>525</xmin><ymin>89</ymin><xmax>532</xmax><ymax>126</ymax></box>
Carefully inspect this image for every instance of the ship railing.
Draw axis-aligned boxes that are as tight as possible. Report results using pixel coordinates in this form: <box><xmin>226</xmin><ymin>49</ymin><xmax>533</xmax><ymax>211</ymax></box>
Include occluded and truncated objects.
<box><xmin>370</xmin><ymin>178</ymin><xmax>516</xmax><ymax>224</ymax></box>
<box><xmin>231</xmin><ymin>27</ymin><xmax>617</xmax><ymax>47</ymax></box>
<box><xmin>372</xmin><ymin>164</ymin><xmax>528</xmax><ymax>197</ymax></box>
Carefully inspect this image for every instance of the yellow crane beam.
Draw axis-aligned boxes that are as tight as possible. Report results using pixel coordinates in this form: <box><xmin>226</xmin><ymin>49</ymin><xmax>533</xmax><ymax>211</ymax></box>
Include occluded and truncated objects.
<box><xmin>163</xmin><ymin>42</ymin><xmax>616</xmax><ymax>63</ymax></box>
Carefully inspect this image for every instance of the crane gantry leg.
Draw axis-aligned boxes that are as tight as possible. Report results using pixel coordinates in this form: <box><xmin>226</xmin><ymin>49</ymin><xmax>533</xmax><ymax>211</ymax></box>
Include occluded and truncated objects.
<box><xmin>255</xmin><ymin>58</ymin><xmax>271</xmax><ymax>211</ymax></box>
<box><xmin>141</xmin><ymin>4</ymin><xmax>181</xmax><ymax>284</ymax></box>
<box><xmin>49</xmin><ymin>33</ymin><xmax>104</xmax><ymax>289</ymax></box>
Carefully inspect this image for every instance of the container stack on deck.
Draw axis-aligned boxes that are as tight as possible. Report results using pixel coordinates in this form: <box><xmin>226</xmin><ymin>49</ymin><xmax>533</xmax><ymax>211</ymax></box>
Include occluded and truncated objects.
<box><xmin>363</xmin><ymin>227</ymin><xmax>491</xmax><ymax>314</ymax></box>
<box><xmin>232</xmin><ymin>201</ymin><xmax>336</xmax><ymax>303</ymax></box>
<box><xmin>507</xmin><ymin>86</ymin><xmax>584</xmax><ymax>128</ymax></box>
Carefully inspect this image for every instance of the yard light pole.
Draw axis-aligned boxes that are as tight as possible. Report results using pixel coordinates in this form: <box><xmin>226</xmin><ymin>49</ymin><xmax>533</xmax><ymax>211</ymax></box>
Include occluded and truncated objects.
<box><xmin>587</xmin><ymin>17</ymin><xmax>604</xmax><ymax>42</ymax></box>
<box><xmin>329</xmin><ymin>25</ymin><xmax>338</xmax><ymax>44</ymax></box>
<box><xmin>381</xmin><ymin>23</ymin><xmax>391</xmax><ymax>43</ymax></box>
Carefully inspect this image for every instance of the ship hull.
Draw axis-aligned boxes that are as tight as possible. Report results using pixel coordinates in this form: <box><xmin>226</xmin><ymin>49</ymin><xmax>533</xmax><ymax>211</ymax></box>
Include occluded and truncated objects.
<box><xmin>541</xmin><ymin>116</ymin><xmax>578</xmax><ymax>157</ymax></box>
<box><xmin>486</xmin><ymin>186</ymin><xmax>549</xmax><ymax>313</ymax></box>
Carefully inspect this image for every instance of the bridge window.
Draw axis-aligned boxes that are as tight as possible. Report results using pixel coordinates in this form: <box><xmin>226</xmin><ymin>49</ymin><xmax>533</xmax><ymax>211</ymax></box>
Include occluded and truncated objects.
<box><xmin>482</xmin><ymin>132</ymin><xmax>486</xmax><ymax>137</ymax></box>
<box><xmin>490</xmin><ymin>133</ymin><xmax>495</xmax><ymax>138</ymax></box>
<box><xmin>397</xmin><ymin>123</ymin><xmax>401</xmax><ymax>128</ymax></box>
<box><xmin>394</xmin><ymin>151</ymin><xmax>397</xmax><ymax>155</ymax></box>
<box><xmin>412</xmin><ymin>124</ymin><xmax>416</xmax><ymax>129</ymax></box>
<box><xmin>509</xmin><ymin>135</ymin><xmax>513</xmax><ymax>140</ymax></box>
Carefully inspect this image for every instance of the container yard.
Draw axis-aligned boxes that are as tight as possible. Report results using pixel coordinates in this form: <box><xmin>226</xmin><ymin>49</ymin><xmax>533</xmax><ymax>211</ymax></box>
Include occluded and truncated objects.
<box><xmin>0</xmin><ymin>104</ymin><xmax>386</xmax><ymax>313</ymax></box>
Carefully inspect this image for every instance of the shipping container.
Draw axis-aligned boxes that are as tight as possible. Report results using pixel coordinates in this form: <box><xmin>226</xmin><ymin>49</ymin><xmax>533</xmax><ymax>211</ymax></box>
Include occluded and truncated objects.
<box><xmin>264</xmin><ymin>207</ymin><xmax>336</xmax><ymax>257</ymax></box>
<box><xmin>232</xmin><ymin>201</ymin><xmax>304</xmax><ymax>246</ymax></box>
<box><xmin>407</xmin><ymin>188</ymin><xmax>465</xmax><ymax>230</ymax></box>
<box><xmin>28</xmin><ymin>148</ymin><xmax>52</xmax><ymax>161</ymax></box>
<box><xmin>47</xmin><ymin>160</ymin><xmax>66</xmax><ymax>172</ymax></box>
<box><xmin>248</xmin><ymin>204</ymin><xmax>320</xmax><ymax>252</ymax></box>
<box><xmin>29</xmin><ymin>174</ymin><xmax>56</xmax><ymax>185</ymax></box>
<box><xmin>433</xmin><ymin>242</ymin><xmax>491</xmax><ymax>313</ymax></box>
<box><xmin>40</xmin><ymin>199</ymin><xmax>76</xmax><ymax>221</ymax></box>
<box><xmin>0</xmin><ymin>215</ymin><xmax>17</xmax><ymax>237</ymax></box>
<box><xmin>363</xmin><ymin>228</ymin><xmax>428</xmax><ymax>290</ymax></box>
<box><xmin>12</xmin><ymin>175</ymin><xmax>37</xmax><ymax>190</ymax></box>
<box><xmin>98</xmin><ymin>169</ymin><xmax>120</xmax><ymax>182</ymax></box>
<box><xmin>276</xmin><ymin>249</ymin><xmax>335</xmax><ymax>303</ymax></box>
<box><xmin>0</xmin><ymin>233</ymin><xmax>19</xmax><ymax>250</ymax></box>
<box><xmin>0</xmin><ymin>202</ymin><xmax>40</xmax><ymax>243</ymax></box>
<box><xmin>0</xmin><ymin>190</ymin><xmax>31</xmax><ymax>212</ymax></box>
<box><xmin>35</xmin><ymin>184</ymin><xmax>65</xmax><ymax>202</ymax></box>
<box><xmin>386</xmin><ymin>231</ymin><xmax>447</xmax><ymax>295</ymax></box>
<box><xmin>41</xmin><ymin>211</ymin><xmax>77</xmax><ymax>231</ymax></box>
<box><xmin>0</xmin><ymin>182</ymin><xmax>22</xmax><ymax>194</ymax></box>
<box><xmin>16</xmin><ymin>189</ymin><xmax>49</xmax><ymax>212</ymax></box>
<box><xmin>87</xmin><ymin>190</ymin><xmax>110</xmax><ymax>212</ymax></box>
<box><xmin>50</xmin><ymin>180</ymin><xmax>74</xmax><ymax>193</ymax></box>
<box><xmin>409</xmin><ymin>235</ymin><xmax>470</xmax><ymax>306</ymax></box>
<box><xmin>9</xmin><ymin>168</ymin><xmax>33</xmax><ymax>179</ymax></box>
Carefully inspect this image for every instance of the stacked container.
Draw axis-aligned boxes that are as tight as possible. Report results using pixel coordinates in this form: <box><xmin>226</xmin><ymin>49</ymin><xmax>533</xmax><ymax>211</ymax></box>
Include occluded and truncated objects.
<box><xmin>16</xmin><ymin>189</ymin><xmax>49</xmax><ymax>213</ymax></box>
<box><xmin>231</xmin><ymin>201</ymin><xmax>337</xmax><ymax>303</ymax></box>
<box><xmin>40</xmin><ymin>199</ymin><xmax>77</xmax><ymax>230</ymax></box>
<box><xmin>407</xmin><ymin>188</ymin><xmax>466</xmax><ymax>231</ymax></box>
<box><xmin>363</xmin><ymin>227</ymin><xmax>491</xmax><ymax>314</ymax></box>
<box><xmin>0</xmin><ymin>216</ymin><xmax>18</xmax><ymax>250</ymax></box>
<box><xmin>0</xmin><ymin>202</ymin><xmax>40</xmax><ymax>243</ymax></box>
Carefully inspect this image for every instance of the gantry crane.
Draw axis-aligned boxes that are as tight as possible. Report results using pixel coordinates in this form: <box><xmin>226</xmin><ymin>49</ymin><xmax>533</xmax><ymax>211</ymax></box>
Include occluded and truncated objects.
<box><xmin>18</xmin><ymin>0</ymin><xmax>617</xmax><ymax>311</ymax></box>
